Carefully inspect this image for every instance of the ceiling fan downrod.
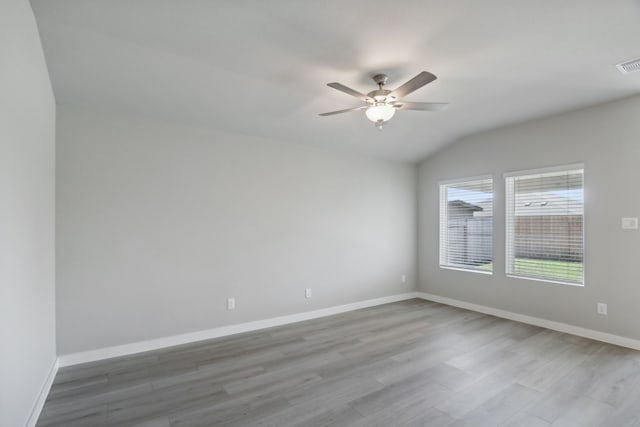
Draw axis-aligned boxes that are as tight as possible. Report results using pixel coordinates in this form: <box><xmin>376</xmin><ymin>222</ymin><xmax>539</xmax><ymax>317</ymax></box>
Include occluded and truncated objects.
<box><xmin>373</xmin><ymin>74</ymin><xmax>388</xmax><ymax>89</ymax></box>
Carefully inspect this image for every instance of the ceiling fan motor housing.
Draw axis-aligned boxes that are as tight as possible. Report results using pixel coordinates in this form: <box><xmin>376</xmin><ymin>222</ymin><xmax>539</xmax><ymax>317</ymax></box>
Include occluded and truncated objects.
<box><xmin>367</xmin><ymin>89</ymin><xmax>394</xmax><ymax>103</ymax></box>
<box><xmin>369</xmin><ymin>75</ymin><xmax>394</xmax><ymax>103</ymax></box>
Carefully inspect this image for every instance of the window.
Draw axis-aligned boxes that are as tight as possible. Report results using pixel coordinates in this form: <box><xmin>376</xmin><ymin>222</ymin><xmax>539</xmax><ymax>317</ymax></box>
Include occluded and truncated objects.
<box><xmin>439</xmin><ymin>176</ymin><xmax>493</xmax><ymax>273</ymax></box>
<box><xmin>505</xmin><ymin>165</ymin><xmax>584</xmax><ymax>285</ymax></box>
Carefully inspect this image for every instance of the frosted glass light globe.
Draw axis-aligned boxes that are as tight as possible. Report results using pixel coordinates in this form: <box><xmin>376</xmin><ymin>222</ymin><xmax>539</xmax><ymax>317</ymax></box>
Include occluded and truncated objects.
<box><xmin>365</xmin><ymin>104</ymin><xmax>396</xmax><ymax>123</ymax></box>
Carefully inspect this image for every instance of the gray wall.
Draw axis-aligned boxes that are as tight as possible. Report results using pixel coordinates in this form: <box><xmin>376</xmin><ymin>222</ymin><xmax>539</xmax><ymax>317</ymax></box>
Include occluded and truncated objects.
<box><xmin>56</xmin><ymin>106</ymin><xmax>417</xmax><ymax>355</ymax></box>
<box><xmin>0</xmin><ymin>0</ymin><xmax>57</xmax><ymax>426</ymax></box>
<box><xmin>418</xmin><ymin>95</ymin><xmax>640</xmax><ymax>340</ymax></box>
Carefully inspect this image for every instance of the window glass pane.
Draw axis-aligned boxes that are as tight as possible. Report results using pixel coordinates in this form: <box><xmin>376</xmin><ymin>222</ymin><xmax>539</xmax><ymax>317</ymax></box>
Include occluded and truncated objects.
<box><xmin>439</xmin><ymin>177</ymin><xmax>493</xmax><ymax>273</ymax></box>
<box><xmin>506</xmin><ymin>168</ymin><xmax>584</xmax><ymax>285</ymax></box>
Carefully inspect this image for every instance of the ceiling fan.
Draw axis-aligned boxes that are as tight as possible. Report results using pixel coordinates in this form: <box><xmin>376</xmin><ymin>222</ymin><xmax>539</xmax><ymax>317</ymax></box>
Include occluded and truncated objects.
<box><xmin>319</xmin><ymin>71</ymin><xmax>448</xmax><ymax>129</ymax></box>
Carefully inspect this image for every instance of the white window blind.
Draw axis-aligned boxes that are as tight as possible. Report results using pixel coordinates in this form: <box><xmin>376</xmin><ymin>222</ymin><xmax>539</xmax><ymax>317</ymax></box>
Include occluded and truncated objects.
<box><xmin>505</xmin><ymin>166</ymin><xmax>584</xmax><ymax>285</ymax></box>
<box><xmin>439</xmin><ymin>177</ymin><xmax>493</xmax><ymax>273</ymax></box>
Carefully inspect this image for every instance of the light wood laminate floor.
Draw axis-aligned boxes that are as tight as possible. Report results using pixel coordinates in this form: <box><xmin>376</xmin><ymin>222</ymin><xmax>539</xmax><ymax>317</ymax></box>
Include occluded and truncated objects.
<box><xmin>37</xmin><ymin>299</ymin><xmax>640</xmax><ymax>427</ymax></box>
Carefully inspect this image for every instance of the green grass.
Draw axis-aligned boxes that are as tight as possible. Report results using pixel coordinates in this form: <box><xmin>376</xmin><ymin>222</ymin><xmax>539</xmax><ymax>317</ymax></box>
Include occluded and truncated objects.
<box><xmin>477</xmin><ymin>262</ymin><xmax>493</xmax><ymax>272</ymax></box>
<box><xmin>476</xmin><ymin>258</ymin><xmax>583</xmax><ymax>283</ymax></box>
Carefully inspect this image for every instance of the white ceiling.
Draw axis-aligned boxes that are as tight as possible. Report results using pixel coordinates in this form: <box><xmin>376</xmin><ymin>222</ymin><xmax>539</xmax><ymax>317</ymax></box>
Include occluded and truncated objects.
<box><xmin>31</xmin><ymin>0</ymin><xmax>640</xmax><ymax>162</ymax></box>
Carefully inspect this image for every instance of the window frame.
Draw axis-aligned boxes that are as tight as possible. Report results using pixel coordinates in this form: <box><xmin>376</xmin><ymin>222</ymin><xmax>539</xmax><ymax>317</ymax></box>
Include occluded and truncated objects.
<box><xmin>438</xmin><ymin>174</ymin><xmax>494</xmax><ymax>275</ymax></box>
<box><xmin>503</xmin><ymin>163</ymin><xmax>585</xmax><ymax>287</ymax></box>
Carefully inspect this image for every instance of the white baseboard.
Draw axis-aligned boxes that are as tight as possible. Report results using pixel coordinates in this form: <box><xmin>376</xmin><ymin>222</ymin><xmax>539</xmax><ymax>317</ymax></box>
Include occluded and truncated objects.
<box><xmin>417</xmin><ymin>292</ymin><xmax>640</xmax><ymax>351</ymax></box>
<box><xmin>26</xmin><ymin>358</ymin><xmax>59</xmax><ymax>427</ymax></box>
<box><xmin>59</xmin><ymin>292</ymin><xmax>420</xmax><ymax>367</ymax></box>
<box><xmin>59</xmin><ymin>290</ymin><xmax>639</xmax><ymax>368</ymax></box>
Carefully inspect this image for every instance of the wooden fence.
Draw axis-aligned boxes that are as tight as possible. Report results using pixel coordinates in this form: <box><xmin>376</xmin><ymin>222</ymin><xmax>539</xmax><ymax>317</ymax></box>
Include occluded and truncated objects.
<box><xmin>447</xmin><ymin>215</ymin><xmax>583</xmax><ymax>265</ymax></box>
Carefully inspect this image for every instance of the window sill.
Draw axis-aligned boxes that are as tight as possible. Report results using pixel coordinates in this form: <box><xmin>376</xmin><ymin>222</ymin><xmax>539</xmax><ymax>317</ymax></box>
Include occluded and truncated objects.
<box><xmin>440</xmin><ymin>265</ymin><xmax>493</xmax><ymax>275</ymax></box>
<box><xmin>506</xmin><ymin>274</ymin><xmax>584</xmax><ymax>287</ymax></box>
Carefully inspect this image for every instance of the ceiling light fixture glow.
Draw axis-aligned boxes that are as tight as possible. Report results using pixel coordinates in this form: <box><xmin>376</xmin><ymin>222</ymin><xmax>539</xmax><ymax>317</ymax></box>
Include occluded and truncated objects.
<box><xmin>365</xmin><ymin>103</ymin><xmax>396</xmax><ymax>123</ymax></box>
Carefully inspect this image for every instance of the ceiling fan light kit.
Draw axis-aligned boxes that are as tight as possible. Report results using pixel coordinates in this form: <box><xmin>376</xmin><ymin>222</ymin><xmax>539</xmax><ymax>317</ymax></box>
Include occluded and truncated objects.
<box><xmin>365</xmin><ymin>104</ymin><xmax>396</xmax><ymax>127</ymax></box>
<box><xmin>320</xmin><ymin>71</ymin><xmax>448</xmax><ymax>130</ymax></box>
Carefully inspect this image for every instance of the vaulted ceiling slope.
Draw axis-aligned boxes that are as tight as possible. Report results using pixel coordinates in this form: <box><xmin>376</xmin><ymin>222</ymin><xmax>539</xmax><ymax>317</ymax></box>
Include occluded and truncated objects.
<box><xmin>31</xmin><ymin>0</ymin><xmax>640</xmax><ymax>162</ymax></box>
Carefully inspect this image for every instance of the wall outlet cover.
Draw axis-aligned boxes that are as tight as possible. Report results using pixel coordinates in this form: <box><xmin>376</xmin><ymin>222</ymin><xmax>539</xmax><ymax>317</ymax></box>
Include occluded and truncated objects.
<box><xmin>305</xmin><ymin>288</ymin><xmax>312</xmax><ymax>298</ymax></box>
<box><xmin>621</xmin><ymin>217</ymin><xmax>638</xmax><ymax>229</ymax></box>
<box><xmin>597</xmin><ymin>303</ymin><xmax>607</xmax><ymax>315</ymax></box>
<box><xmin>227</xmin><ymin>298</ymin><xmax>236</xmax><ymax>310</ymax></box>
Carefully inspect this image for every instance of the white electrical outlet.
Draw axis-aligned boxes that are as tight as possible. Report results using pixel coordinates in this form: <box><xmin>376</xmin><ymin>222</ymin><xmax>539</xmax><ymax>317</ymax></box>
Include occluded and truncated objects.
<box><xmin>227</xmin><ymin>297</ymin><xmax>236</xmax><ymax>310</ymax></box>
<box><xmin>401</xmin><ymin>275</ymin><xmax>407</xmax><ymax>283</ymax></box>
<box><xmin>305</xmin><ymin>288</ymin><xmax>312</xmax><ymax>299</ymax></box>
<box><xmin>597</xmin><ymin>303</ymin><xmax>607</xmax><ymax>315</ymax></box>
<box><xmin>621</xmin><ymin>217</ymin><xmax>638</xmax><ymax>229</ymax></box>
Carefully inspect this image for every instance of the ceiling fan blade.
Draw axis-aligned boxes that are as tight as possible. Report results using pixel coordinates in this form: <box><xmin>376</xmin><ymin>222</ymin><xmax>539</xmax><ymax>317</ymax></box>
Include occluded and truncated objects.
<box><xmin>390</xmin><ymin>71</ymin><xmax>437</xmax><ymax>99</ymax></box>
<box><xmin>393</xmin><ymin>102</ymin><xmax>448</xmax><ymax>111</ymax></box>
<box><xmin>318</xmin><ymin>106</ymin><xmax>365</xmax><ymax>116</ymax></box>
<box><xmin>327</xmin><ymin>83</ymin><xmax>372</xmax><ymax>102</ymax></box>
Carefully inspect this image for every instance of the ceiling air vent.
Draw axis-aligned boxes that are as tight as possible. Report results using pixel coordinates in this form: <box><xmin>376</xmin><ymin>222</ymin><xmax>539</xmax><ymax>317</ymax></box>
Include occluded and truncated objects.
<box><xmin>616</xmin><ymin>57</ymin><xmax>640</xmax><ymax>74</ymax></box>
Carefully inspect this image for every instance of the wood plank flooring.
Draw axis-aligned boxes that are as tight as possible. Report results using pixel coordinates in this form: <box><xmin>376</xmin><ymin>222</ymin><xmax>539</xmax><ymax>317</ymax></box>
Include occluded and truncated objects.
<box><xmin>37</xmin><ymin>299</ymin><xmax>640</xmax><ymax>427</ymax></box>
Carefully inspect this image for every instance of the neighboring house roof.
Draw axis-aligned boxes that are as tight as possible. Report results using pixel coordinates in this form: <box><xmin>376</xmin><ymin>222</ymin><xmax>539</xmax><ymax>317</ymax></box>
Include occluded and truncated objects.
<box><xmin>448</xmin><ymin>200</ymin><xmax>483</xmax><ymax>212</ymax></box>
<box><xmin>514</xmin><ymin>192</ymin><xmax>583</xmax><ymax>216</ymax></box>
<box><xmin>472</xmin><ymin>199</ymin><xmax>493</xmax><ymax>217</ymax></box>
<box><xmin>448</xmin><ymin>193</ymin><xmax>582</xmax><ymax>218</ymax></box>
<box><xmin>448</xmin><ymin>199</ymin><xmax>493</xmax><ymax>217</ymax></box>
